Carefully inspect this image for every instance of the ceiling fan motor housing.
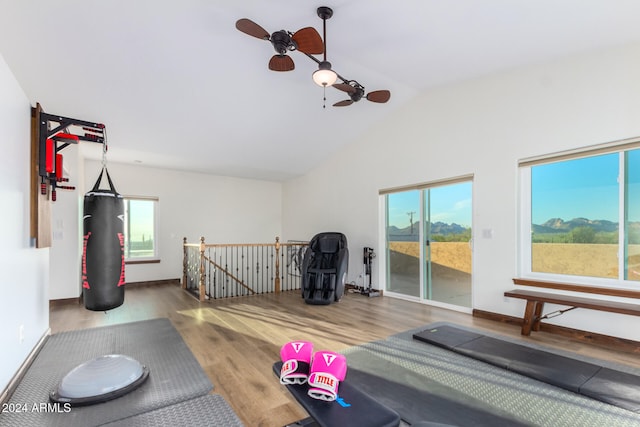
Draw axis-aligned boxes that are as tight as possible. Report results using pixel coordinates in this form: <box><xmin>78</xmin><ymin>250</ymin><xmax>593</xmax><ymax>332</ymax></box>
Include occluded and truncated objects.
<box><xmin>270</xmin><ymin>30</ymin><xmax>293</xmax><ymax>54</ymax></box>
<box><xmin>351</xmin><ymin>86</ymin><xmax>365</xmax><ymax>102</ymax></box>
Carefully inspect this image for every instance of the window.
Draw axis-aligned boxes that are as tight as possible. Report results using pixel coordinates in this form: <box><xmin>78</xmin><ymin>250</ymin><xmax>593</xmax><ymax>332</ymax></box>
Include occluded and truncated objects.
<box><xmin>123</xmin><ymin>197</ymin><xmax>158</xmax><ymax>262</ymax></box>
<box><xmin>520</xmin><ymin>141</ymin><xmax>640</xmax><ymax>284</ymax></box>
<box><xmin>626</xmin><ymin>149</ymin><xmax>640</xmax><ymax>281</ymax></box>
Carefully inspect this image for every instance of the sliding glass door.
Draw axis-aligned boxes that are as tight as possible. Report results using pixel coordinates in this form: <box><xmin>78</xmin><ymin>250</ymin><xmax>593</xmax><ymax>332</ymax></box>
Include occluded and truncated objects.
<box><xmin>385</xmin><ymin>190</ymin><xmax>421</xmax><ymax>297</ymax></box>
<box><xmin>385</xmin><ymin>179</ymin><xmax>473</xmax><ymax>308</ymax></box>
<box><xmin>424</xmin><ymin>182</ymin><xmax>473</xmax><ymax>307</ymax></box>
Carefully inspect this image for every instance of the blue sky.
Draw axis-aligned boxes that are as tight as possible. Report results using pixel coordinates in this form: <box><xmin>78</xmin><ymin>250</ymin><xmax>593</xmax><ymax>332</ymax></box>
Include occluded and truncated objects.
<box><xmin>532</xmin><ymin>154</ymin><xmax>619</xmax><ymax>224</ymax></box>
<box><xmin>127</xmin><ymin>199</ymin><xmax>155</xmax><ymax>241</ymax></box>
<box><xmin>629</xmin><ymin>149</ymin><xmax>640</xmax><ymax>223</ymax></box>
<box><xmin>387</xmin><ymin>182</ymin><xmax>472</xmax><ymax>229</ymax></box>
<box><xmin>532</xmin><ymin>150</ymin><xmax>640</xmax><ymax>224</ymax></box>
<box><xmin>386</xmin><ymin>150</ymin><xmax>640</xmax><ymax>230</ymax></box>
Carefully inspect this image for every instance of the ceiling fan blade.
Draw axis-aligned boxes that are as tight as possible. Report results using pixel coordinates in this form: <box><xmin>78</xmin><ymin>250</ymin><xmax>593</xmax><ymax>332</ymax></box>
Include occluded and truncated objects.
<box><xmin>268</xmin><ymin>55</ymin><xmax>295</xmax><ymax>72</ymax></box>
<box><xmin>333</xmin><ymin>83</ymin><xmax>356</xmax><ymax>94</ymax></box>
<box><xmin>236</xmin><ymin>18</ymin><xmax>270</xmax><ymax>40</ymax></box>
<box><xmin>291</xmin><ymin>27</ymin><xmax>324</xmax><ymax>55</ymax></box>
<box><xmin>366</xmin><ymin>90</ymin><xmax>391</xmax><ymax>103</ymax></box>
<box><xmin>333</xmin><ymin>100</ymin><xmax>354</xmax><ymax>107</ymax></box>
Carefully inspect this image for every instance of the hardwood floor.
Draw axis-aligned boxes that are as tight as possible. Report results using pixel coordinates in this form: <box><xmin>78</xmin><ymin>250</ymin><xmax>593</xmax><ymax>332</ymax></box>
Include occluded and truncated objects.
<box><xmin>50</xmin><ymin>283</ymin><xmax>640</xmax><ymax>427</ymax></box>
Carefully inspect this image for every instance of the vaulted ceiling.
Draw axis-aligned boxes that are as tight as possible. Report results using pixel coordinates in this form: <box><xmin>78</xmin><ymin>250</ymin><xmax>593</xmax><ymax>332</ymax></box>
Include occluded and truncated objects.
<box><xmin>2</xmin><ymin>1</ymin><xmax>640</xmax><ymax>181</ymax></box>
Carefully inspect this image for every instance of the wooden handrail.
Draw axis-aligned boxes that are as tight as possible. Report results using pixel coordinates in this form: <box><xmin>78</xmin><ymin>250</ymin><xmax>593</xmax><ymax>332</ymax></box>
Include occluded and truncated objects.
<box><xmin>184</xmin><ymin>242</ymin><xmax>306</xmax><ymax>249</ymax></box>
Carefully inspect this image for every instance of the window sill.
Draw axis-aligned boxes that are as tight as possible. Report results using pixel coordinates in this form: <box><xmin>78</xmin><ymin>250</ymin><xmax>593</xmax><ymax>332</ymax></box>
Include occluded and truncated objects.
<box><xmin>125</xmin><ymin>259</ymin><xmax>161</xmax><ymax>265</ymax></box>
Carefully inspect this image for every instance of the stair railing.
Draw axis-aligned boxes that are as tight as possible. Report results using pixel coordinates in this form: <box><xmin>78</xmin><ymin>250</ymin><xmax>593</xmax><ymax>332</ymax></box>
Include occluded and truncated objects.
<box><xmin>183</xmin><ymin>236</ymin><xmax>308</xmax><ymax>301</ymax></box>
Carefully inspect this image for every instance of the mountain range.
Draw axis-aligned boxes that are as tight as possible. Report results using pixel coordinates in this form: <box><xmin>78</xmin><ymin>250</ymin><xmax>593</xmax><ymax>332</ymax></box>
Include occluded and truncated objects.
<box><xmin>388</xmin><ymin>222</ymin><xmax>469</xmax><ymax>241</ymax></box>
<box><xmin>533</xmin><ymin>217</ymin><xmax>619</xmax><ymax>234</ymax></box>
<box><xmin>389</xmin><ymin>217</ymin><xmax>639</xmax><ymax>240</ymax></box>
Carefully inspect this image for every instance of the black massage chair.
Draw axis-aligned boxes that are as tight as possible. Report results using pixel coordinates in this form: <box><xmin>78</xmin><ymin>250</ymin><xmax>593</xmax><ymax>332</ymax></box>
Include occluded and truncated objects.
<box><xmin>301</xmin><ymin>232</ymin><xmax>348</xmax><ymax>305</ymax></box>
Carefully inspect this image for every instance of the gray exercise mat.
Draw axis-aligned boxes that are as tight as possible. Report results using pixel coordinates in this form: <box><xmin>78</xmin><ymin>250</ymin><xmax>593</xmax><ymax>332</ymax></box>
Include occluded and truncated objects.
<box><xmin>457</xmin><ymin>336</ymin><xmax>602</xmax><ymax>392</ymax></box>
<box><xmin>343</xmin><ymin>342</ymin><xmax>529</xmax><ymax>426</ymax></box>
<box><xmin>342</xmin><ymin>323</ymin><xmax>640</xmax><ymax>426</ymax></box>
<box><xmin>101</xmin><ymin>394</ymin><xmax>244</xmax><ymax>427</ymax></box>
<box><xmin>581</xmin><ymin>367</ymin><xmax>640</xmax><ymax>413</ymax></box>
<box><xmin>0</xmin><ymin>318</ymin><xmax>213</xmax><ymax>427</ymax></box>
<box><xmin>413</xmin><ymin>323</ymin><xmax>640</xmax><ymax>411</ymax></box>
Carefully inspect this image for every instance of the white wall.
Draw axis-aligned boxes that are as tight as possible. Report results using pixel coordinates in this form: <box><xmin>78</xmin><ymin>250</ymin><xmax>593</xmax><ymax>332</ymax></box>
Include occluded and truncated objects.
<box><xmin>49</xmin><ymin>144</ymin><xmax>84</xmax><ymax>299</ymax></box>
<box><xmin>79</xmin><ymin>161</ymin><xmax>283</xmax><ymax>285</ymax></box>
<box><xmin>282</xmin><ymin>43</ymin><xmax>640</xmax><ymax>341</ymax></box>
<box><xmin>0</xmin><ymin>54</ymin><xmax>49</xmax><ymax>393</ymax></box>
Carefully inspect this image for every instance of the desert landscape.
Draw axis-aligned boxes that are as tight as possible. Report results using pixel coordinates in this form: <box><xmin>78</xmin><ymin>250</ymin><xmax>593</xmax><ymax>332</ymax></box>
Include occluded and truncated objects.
<box><xmin>532</xmin><ymin>243</ymin><xmax>640</xmax><ymax>280</ymax></box>
<box><xmin>389</xmin><ymin>241</ymin><xmax>640</xmax><ymax>281</ymax></box>
<box><xmin>389</xmin><ymin>242</ymin><xmax>472</xmax><ymax>274</ymax></box>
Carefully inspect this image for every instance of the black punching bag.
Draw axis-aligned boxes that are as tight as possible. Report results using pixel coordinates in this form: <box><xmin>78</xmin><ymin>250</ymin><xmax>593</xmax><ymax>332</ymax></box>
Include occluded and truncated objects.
<box><xmin>82</xmin><ymin>168</ymin><xmax>125</xmax><ymax>311</ymax></box>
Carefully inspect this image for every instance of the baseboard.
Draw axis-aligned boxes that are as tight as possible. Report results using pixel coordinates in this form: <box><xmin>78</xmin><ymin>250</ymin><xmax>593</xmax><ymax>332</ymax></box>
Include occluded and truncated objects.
<box><xmin>48</xmin><ymin>279</ymin><xmax>182</xmax><ymax>307</ymax></box>
<box><xmin>126</xmin><ymin>278</ymin><xmax>180</xmax><ymax>287</ymax></box>
<box><xmin>0</xmin><ymin>328</ymin><xmax>50</xmax><ymax>405</ymax></box>
<box><xmin>49</xmin><ymin>296</ymin><xmax>81</xmax><ymax>307</ymax></box>
<box><xmin>473</xmin><ymin>309</ymin><xmax>640</xmax><ymax>354</ymax></box>
<box><xmin>472</xmin><ymin>309</ymin><xmax>522</xmax><ymax>326</ymax></box>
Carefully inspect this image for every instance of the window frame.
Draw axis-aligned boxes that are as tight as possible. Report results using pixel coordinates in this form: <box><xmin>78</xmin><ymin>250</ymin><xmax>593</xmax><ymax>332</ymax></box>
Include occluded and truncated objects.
<box><xmin>123</xmin><ymin>195</ymin><xmax>159</xmax><ymax>264</ymax></box>
<box><xmin>379</xmin><ymin>174</ymin><xmax>474</xmax><ymax>311</ymax></box>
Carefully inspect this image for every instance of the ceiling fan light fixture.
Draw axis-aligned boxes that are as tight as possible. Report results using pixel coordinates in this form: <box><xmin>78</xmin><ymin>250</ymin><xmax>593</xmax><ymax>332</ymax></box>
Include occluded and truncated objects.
<box><xmin>312</xmin><ymin>61</ymin><xmax>337</xmax><ymax>87</ymax></box>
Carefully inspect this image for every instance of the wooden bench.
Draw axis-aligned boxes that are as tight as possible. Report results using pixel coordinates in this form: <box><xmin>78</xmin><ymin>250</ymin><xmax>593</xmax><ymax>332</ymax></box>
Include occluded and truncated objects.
<box><xmin>504</xmin><ymin>287</ymin><xmax>640</xmax><ymax>336</ymax></box>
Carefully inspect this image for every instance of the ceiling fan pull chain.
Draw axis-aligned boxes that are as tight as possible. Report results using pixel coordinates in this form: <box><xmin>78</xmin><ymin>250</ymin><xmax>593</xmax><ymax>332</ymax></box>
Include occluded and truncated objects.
<box><xmin>323</xmin><ymin>85</ymin><xmax>327</xmax><ymax>109</ymax></box>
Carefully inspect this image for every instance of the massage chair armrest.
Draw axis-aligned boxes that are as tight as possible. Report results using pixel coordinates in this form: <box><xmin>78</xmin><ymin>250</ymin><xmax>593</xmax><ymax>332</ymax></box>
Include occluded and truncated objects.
<box><xmin>334</xmin><ymin>248</ymin><xmax>349</xmax><ymax>300</ymax></box>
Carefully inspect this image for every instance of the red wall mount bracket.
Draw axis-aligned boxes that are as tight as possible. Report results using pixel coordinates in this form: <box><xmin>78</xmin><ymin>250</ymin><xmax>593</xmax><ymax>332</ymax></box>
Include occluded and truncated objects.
<box><xmin>31</xmin><ymin>103</ymin><xmax>107</xmax><ymax>248</ymax></box>
<box><xmin>38</xmin><ymin>110</ymin><xmax>106</xmax><ymax>201</ymax></box>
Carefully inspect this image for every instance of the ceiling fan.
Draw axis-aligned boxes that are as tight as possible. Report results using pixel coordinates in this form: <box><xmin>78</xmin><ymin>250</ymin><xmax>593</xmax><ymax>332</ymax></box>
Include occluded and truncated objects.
<box><xmin>235</xmin><ymin>18</ymin><xmax>324</xmax><ymax>71</ymax></box>
<box><xmin>235</xmin><ymin>7</ymin><xmax>391</xmax><ymax>107</ymax></box>
<box><xmin>332</xmin><ymin>81</ymin><xmax>391</xmax><ymax>107</ymax></box>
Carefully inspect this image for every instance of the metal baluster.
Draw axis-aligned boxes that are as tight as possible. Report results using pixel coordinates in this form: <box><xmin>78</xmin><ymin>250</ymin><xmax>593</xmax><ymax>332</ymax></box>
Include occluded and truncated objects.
<box><xmin>281</xmin><ymin>246</ymin><xmax>286</xmax><ymax>291</ymax></box>
<box><xmin>235</xmin><ymin>245</ymin><xmax>239</xmax><ymax>297</ymax></box>
<box><xmin>260</xmin><ymin>245</ymin><xmax>264</xmax><ymax>294</ymax></box>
